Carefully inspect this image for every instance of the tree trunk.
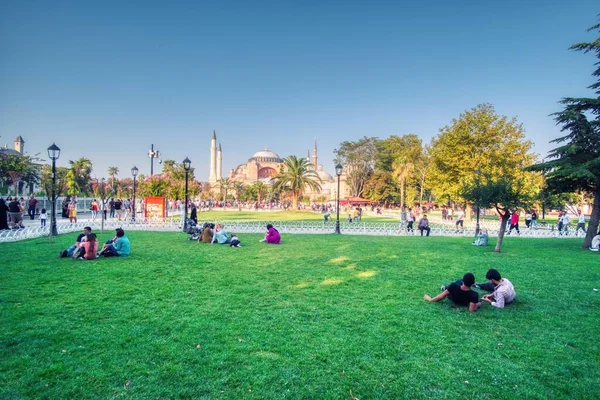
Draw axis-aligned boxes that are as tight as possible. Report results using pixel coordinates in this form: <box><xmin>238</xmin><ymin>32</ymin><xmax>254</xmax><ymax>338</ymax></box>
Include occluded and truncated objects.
<box><xmin>582</xmin><ymin>179</ymin><xmax>600</xmax><ymax>248</ymax></box>
<box><xmin>292</xmin><ymin>191</ymin><xmax>299</xmax><ymax>210</ymax></box>
<box><xmin>400</xmin><ymin>179</ymin><xmax>405</xmax><ymax>209</ymax></box>
<box><xmin>495</xmin><ymin>210</ymin><xmax>510</xmax><ymax>253</ymax></box>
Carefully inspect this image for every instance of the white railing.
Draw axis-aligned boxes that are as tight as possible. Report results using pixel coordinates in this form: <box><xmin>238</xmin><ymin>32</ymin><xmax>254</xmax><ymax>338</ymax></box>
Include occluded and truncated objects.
<box><xmin>0</xmin><ymin>217</ymin><xmax>581</xmax><ymax>243</ymax></box>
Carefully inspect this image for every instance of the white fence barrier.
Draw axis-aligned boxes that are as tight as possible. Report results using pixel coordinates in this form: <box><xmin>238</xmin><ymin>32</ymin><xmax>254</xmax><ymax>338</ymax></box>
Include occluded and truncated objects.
<box><xmin>0</xmin><ymin>217</ymin><xmax>581</xmax><ymax>243</ymax></box>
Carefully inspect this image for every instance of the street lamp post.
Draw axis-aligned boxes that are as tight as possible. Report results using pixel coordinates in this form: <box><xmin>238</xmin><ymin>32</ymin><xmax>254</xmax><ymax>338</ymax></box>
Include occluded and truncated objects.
<box><xmin>182</xmin><ymin>157</ymin><xmax>191</xmax><ymax>232</ymax></box>
<box><xmin>475</xmin><ymin>168</ymin><xmax>481</xmax><ymax>235</ymax></box>
<box><xmin>131</xmin><ymin>166</ymin><xmax>139</xmax><ymax>222</ymax></box>
<box><xmin>47</xmin><ymin>143</ymin><xmax>61</xmax><ymax>238</ymax></box>
<box><xmin>148</xmin><ymin>144</ymin><xmax>160</xmax><ymax>176</ymax></box>
<box><xmin>335</xmin><ymin>164</ymin><xmax>343</xmax><ymax>234</ymax></box>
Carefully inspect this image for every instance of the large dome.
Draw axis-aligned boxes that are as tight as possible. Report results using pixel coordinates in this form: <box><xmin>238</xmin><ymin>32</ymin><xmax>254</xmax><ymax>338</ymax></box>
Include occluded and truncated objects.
<box><xmin>249</xmin><ymin>147</ymin><xmax>283</xmax><ymax>163</ymax></box>
<box><xmin>316</xmin><ymin>165</ymin><xmax>333</xmax><ymax>181</ymax></box>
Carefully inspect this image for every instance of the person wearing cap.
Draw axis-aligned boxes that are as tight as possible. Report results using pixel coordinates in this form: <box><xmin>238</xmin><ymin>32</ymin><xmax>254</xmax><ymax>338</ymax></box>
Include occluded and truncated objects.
<box><xmin>424</xmin><ymin>273</ymin><xmax>481</xmax><ymax>312</ymax></box>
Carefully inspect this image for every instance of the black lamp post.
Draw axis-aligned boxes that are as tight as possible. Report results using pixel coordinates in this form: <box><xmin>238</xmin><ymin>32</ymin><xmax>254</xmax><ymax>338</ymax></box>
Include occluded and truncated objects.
<box><xmin>131</xmin><ymin>166</ymin><xmax>139</xmax><ymax>222</ymax></box>
<box><xmin>47</xmin><ymin>143</ymin><xmax>61</xmax><ymax>237</ymax></box>
<box><xmin>148</xmin><ymin>144</ymin><xmax>160</xmax><ymax>176</ymax></box>
<box><xmin>475</xmin><ymin>168</ymin><xmax>481</xmax><ymax>235</ymax></box>
<box><xmin>182</xmin><ymin>157</ymin><xmax>191</xmax><ymax>232</ymax></box>
<box><xmin>335</xmin><ymin>163</ymin><xmax>343</xmax><ymax>234</ymax></box>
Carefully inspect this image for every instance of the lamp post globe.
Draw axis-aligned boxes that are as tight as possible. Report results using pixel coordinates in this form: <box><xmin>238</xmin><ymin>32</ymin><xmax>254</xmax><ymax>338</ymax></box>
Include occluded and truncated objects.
<box><xmin>335</xmin><ymin>163</ymin><xmax>343</xmax><ymax>234</ymax></box>
<box><xmin>47</xmin><ymin>143</ymin><xmax>61</xmax><ymax>237</ymax></box>
<box><xmin>182</xmin><ymin>157</ymin><xmax>191</xmax><ymax>232</ymax></box>
<box><xmin>131</xmin><ymin>166</ymin><xmax>139</xmax><ymax>222</ymax></box>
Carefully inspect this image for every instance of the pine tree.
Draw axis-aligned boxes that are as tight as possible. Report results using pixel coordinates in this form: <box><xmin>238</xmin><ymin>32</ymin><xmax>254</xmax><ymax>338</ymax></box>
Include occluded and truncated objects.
<box><xmin>530</xmin><ymin>17</ymin><xmax>600</xmax><ymax>248</ymax></box>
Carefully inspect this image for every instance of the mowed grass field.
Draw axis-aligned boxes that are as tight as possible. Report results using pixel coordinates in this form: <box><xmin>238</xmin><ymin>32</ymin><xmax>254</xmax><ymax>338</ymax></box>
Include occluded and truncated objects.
<box><xmin>1</xmin><ymin>232</ymin><xmax>599</xmax><ymax>399</ymax></box>
<box><xmin>191</xmin><ymin>210</ymin><xmax>395</xmax><ymax>223</ymax></box>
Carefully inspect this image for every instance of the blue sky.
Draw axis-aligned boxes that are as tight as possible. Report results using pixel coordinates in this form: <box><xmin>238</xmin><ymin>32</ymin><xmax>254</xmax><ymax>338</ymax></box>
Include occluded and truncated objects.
<box><xmin>0</xmin><ymin>1</ymin><xmax>598</xmax><ymax>180</ymax></box>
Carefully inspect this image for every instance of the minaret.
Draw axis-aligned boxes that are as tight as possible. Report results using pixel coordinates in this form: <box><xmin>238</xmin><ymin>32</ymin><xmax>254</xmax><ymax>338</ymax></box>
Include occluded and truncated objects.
<box><xmin>217</xmin><ymin>143</ymin><xmax>223</xmax><ymax>180</ymax></box>
<box><xmin>312</xmin><ymin>139</ymin><xmax>318</xmax><ymax>170</ymax></box>
<box><xmin>14</xmin><ymin>136</ymin><xmax>25</xmax><ymax>154</ymax></box>
<box><xmin>209</xmin><ymin>130</ymin><xmax>217</xmax><ymax>182</ymax></box>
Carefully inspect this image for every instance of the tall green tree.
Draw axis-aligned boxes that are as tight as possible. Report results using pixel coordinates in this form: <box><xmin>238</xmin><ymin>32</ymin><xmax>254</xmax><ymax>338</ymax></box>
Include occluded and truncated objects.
<box><xmin>253</xmin><ymin>181</ymin><xmax>267</xmax><ymax>203</ymax></box>
<box><xmin>271</xmin><ymin>156</ymin><xmax>322</xmax><ymax>209</ymax></box>
<box><xmin>334</xmin><ymin>137</ymin><xmax>378</xmax><ymax>197</ymax></box>
<box><xmin>429</xmin><ymin>103</ymin><xmax>537</xmax><ymax>218</ymax></box>
<box><xmin>375</xmin><ymin>134</ymin><xmax>423</xmax><ymax>207</ymax></box>
<box><xmin>69</xmin><ymin>157</ymin><xmax>93</xmax><ymax>195</ymax></box>
<box><xmin>108</xmin><ymin>166</ymin><xmax>119</xmax><ymax>188</ymax></box>
<box><xmin>528</xmin><ymin>18</ymin><xmax>600</xmax><ymax>248</ymax></box>
<box><xmin>0</xmin><ymin>153</ymin><xmax>39</xmax><ymax>194</ymax></box>
<box><xmin>463</xmin><ymin>168</ymin><xmax>538</xmax><ymax>253</ymax></box>
<box><xmin>218</xmin><ymin>177</ymin><xmax>232</xmax><ymax>201</ymax></box>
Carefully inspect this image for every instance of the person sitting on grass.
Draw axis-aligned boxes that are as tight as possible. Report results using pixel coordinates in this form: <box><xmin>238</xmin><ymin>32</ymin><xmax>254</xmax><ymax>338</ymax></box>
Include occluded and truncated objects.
<box><xmin>79</xmin><ymin>233</ymin><xmax>98</xmax><ymax>260</ymax></box>
<box><xmin>475</xmin><ymin>269</ymin><xmax>516</xmax><ymax>308</ymax></box>
<box><xmin>260</xmin><ymin>224</ymin><xmax>281</xmax><ymax>244</ymax></box>
<box><xmin>424</xmin><ymin>272</ymin><xmax>481</xmax><ymax>312</ymax></box>
<box><xmin>200</xmin><ymin>223</ymin><xmax>214</xmax><ymax>243</ymax></box>
<box><xmin>472</xmin><ymin>228</ymin><xmax>489</xmax><ymax>246</ymax></box>
<box><xmin>99</xmin><ymin>228</ymin><xmax>130</xmax><ymax>257</ymax></box>
<box><xmin>230</xmin><ymin>234</ymin><xmax>241</xmax><ymax>248</ymax></box>
<box><xmin>211</xmin><ymin>224</ymin><xmax>231</xmax><ymax>245</ymax></box>
<box><xmin>60</xmin><ymin>226</ymin><xmax>92</xmax><ymax>258</ymax></box>
<box><xmin>589</xmin><ymin>233</ymin><xmax>600</xmax><ymax>251</ymax></box>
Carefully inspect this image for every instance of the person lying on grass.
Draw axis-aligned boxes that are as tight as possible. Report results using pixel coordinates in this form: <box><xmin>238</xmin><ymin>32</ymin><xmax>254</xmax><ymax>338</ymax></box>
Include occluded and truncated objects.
<box><xmin>99</xmin><ymin>228</ymin><xmax>130</xmax><ymax>257</ymax></box>
<box><xmin>424</xmin><ymin>272</ymin><xmax>481</xmax><ymax>312</ymax></box>
<box><xmin>260</xmin><ymin>224</ymin><xmax>281</xmax><ymax>244</ymax></box>
<box><xmin>60</xmin><ymin>226</ymin><xmax>91</xmax><ymax>258</ymax></box>
<box><xmin>474</xmin><ymin>269</ymin><xmax>516</xmax><ymax>308</ymax></box>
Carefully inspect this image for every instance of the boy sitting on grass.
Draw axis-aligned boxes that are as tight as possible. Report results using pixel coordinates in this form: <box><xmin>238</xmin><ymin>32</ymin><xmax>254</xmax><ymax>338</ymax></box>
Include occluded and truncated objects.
<box><xmin>424</xmin><ymin>272</ymin><xmax>481</xmax><ymax>312</ymax></box>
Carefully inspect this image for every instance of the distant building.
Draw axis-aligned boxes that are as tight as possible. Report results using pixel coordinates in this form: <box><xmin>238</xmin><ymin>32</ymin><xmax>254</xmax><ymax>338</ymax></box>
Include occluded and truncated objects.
<box><xmin>0</xmin><ymin>135</ymin><xmax>41</xmax><ymax>195</ymax></box>
<box><xmin>206</xmin><ymin>131</ymin><xmax>348</xmax><ymax>201</ymax></box>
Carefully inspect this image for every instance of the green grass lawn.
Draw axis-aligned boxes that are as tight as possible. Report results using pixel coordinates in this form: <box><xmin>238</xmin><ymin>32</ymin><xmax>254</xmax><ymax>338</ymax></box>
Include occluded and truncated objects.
<box><xmin>194</xmin><ymin>210</ymin><xmax>395</xmax><ymax>223</ymax></box>
<box><xmin>1</xmin><ymin>232</ymin><xmax>599</xmax><ymax>399</ymax></box>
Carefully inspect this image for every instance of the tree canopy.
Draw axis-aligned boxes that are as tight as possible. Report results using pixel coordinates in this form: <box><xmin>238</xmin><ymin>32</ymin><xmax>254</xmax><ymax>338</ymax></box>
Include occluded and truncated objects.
<box><xmin>529</xmin><ymin>17</ymin><xmax>600</xmax><ymax>248</ymax></box>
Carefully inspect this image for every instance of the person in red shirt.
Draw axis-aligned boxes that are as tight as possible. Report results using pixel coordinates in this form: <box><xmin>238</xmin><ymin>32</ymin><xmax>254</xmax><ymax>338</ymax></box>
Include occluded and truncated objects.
<box><xmin>508</xmin><ymin>210</ymin><xmax>520</xmax><ymax>235</ymax></box>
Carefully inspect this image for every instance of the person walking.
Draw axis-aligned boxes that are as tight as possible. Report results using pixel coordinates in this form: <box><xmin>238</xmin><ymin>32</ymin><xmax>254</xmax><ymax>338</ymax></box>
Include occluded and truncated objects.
<box><xmin>27</xmin><ymin>195</ymin><xmax>38</xmax><ymax>220</ymax></box>
<box><xmin>91</xmin><ymin>199</ymin><xmax>99</xmax><ymax>221</ymax></box>
<box><xmin>508</xmin><ymin>210</ymin><xmax>520</xmax><ymax>235</ymax></box>
<box><xmin>575</xmin><ymin>210</ymin><xmax>587</xmax><ymax>236</ymax></box>
<box><xmin>455</xmin><ymin>208</ymin><xmax>465</xmax><ymax>232</ymax></box>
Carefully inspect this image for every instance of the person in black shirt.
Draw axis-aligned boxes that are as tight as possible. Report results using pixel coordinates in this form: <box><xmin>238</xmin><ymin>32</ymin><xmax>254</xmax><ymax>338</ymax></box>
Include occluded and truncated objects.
<box><xmin>60</xmin><ymin>226</ymin><xmax>92</xmax><ymax>258</ymax></box>
<box><xmin>8</xmin><ymin>197</ymin><xmax>24</xmax><ymax>229</ymax></box>
<box><xmin>0</xmin><ymin>198</ymin><xmax>9</xmax><ymax>230</ymax></box>
<box><xmin>424</xmin><ymin>272</ymin><xmax>481</xmax><ymax>312</ymax></box>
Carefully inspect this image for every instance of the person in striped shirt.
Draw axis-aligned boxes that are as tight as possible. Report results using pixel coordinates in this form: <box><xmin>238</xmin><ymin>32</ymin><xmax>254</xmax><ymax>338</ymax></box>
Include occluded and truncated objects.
<box><xmin>476</xmin><ymin>269</ymin><xmax>516</xmax><ymax>308</ymax></box>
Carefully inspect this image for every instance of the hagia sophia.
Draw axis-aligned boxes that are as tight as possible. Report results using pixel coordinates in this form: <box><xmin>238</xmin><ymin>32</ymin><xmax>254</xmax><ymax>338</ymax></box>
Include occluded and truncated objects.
<box><xmin>207</xmin><ymin>131</ymin><xmax>348</xmax><ymax>200</ymax></box>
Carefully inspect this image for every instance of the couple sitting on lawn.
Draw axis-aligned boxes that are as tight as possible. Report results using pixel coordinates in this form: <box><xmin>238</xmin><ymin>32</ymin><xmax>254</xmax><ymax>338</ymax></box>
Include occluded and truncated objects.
<box><xmin>423</xmin><ymin>269</ymin><xmax>516</xmax><ymax>312</ymax></box>
<box><xmin>60</xmin><ymin>227</ymin><xmax>130</xmax><ymax>259</ymax></box>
